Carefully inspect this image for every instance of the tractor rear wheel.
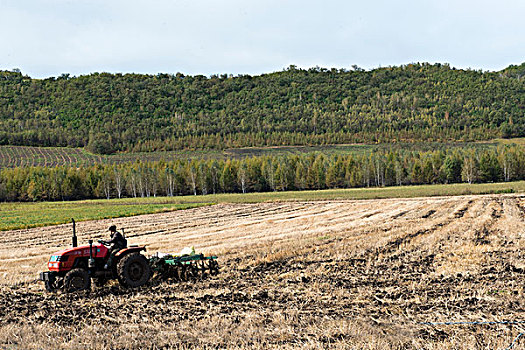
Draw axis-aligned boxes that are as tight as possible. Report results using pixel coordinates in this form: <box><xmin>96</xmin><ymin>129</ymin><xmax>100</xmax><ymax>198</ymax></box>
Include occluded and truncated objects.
<box><xmin>117</xmin><ymin>253</ymin><xmax>151</xmax><ymax>288</ymax></box>
<box><xmin>63</xmin><ymin>268</ymin><xmax>91</xmax><ymax>292</ymax></box>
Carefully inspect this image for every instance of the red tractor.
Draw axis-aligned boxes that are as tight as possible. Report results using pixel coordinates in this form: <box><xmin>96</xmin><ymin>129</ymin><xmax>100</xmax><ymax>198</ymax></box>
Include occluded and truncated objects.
<box><xmin>39</xmin><ymin>221</ymin><xmax>151</xmax><ymax>292</ymax></box>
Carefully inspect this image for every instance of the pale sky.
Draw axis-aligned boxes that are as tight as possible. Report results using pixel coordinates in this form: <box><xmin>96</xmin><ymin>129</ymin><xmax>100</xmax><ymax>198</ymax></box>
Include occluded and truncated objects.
<box><xmin>1</xmin><ymin>0</ymin><xmax>524</xmax><ymax>78</ymax></box>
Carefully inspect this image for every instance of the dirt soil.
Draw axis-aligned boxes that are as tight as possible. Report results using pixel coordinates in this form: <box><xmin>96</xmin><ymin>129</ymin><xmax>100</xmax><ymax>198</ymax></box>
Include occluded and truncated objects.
<box><xmin>2</xmin><ymin>194</ymin><xmax>525</xmax><ymax>349</ymax></box>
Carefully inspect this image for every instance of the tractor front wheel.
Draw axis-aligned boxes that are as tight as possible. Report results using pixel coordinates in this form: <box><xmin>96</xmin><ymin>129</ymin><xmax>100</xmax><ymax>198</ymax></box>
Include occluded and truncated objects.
<box><xmin>63</xmin><ymin>268</ymin><xmax>91</xmax><ymax>293</ymax></box>
<box><xmin>44</xmin><ymin>278</ymin><xmax>62</xmax><ymax>292</ymax></box>
<box><xmin>117</xmin><ymin>253</ymin><xmax>151</xmax><ymax>288</ymax></box>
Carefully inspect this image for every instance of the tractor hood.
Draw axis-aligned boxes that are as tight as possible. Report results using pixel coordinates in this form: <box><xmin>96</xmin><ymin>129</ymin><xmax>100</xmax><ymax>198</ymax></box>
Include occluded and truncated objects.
<box><xmin>50</xmin><ymin>243</ymin><xmax>108</xmax><ymax>259</ymax></box>
<box><xmin>47</xmin><ymin>243</ymin><xmax>109</xmax><ymax>272</ymax></box>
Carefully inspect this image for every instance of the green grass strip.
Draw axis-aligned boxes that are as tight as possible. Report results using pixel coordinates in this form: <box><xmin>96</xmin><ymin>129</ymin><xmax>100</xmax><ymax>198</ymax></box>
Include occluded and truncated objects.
<box><xmin>0</xmin><ymin>201</ymin><xmax>210</xmax><ymax>231</ymax></box>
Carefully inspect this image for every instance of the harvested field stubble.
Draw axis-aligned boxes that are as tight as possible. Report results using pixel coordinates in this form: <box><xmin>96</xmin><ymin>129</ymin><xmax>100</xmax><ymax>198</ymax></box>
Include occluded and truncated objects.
<box><xmin>2</xmin><ymin>194</ymin><xmax>525</xmax><ymax>349</ymax></box>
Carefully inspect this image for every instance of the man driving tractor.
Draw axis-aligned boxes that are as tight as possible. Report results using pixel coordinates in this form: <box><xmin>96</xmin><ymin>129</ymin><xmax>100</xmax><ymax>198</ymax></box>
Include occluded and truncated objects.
<box><xmin>99</xmin><ymin>225</ymin><xmax>127</xmax><ymax>269</ymax></box>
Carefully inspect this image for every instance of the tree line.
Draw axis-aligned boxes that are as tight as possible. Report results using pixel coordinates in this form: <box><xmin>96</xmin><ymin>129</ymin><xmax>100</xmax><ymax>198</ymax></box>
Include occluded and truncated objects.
<box><xmin>1</xmin><ymin>146</ymin><xmax>523</xmax><ymax>202</ymax></box>
<box><xmin>1</xmin><ymin>62</ymin><xmax>524</xmax><ymax>153</ymax></box>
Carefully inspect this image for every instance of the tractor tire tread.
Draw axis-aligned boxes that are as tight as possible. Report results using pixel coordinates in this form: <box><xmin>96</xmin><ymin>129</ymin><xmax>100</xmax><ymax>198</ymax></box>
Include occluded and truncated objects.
<box><xmin>117</xmin><ymin>253</ymin><xmax>151</xmax><ymax>288</ymax></box>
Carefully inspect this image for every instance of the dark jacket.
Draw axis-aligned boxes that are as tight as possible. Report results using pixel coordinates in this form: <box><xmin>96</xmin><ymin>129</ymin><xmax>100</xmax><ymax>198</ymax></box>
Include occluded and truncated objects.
<box><xmin>108</xmin><ymin>231</ymin><xmax>127</xmax><ymax>249</ymax></box>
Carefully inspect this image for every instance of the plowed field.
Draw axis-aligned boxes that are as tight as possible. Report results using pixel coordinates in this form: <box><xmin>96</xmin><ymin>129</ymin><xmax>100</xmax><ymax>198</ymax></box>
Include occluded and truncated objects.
<box><xmin>2</xmin><ymin>194</ymin><xmax>525</xmax><ymax>349</ymax></box>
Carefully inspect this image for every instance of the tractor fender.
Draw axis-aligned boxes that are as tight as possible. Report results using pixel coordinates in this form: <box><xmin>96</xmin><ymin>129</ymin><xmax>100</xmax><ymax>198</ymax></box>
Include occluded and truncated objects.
<box><xmin>115</xmin><ymin>246</ymin><xmax>146</xmax><ymax>257</ymax></box>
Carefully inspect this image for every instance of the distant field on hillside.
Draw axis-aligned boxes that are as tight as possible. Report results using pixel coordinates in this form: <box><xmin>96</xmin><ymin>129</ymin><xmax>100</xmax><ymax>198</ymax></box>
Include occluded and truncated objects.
<box><xmin>0</xmin><ymin>145</ymin><xmax>222</xmax><ymax>168</ymax></box>
<box><xmin>0</xmin><ymin>140</ymin><xmax>504</xmax><ymax>168</ymax></box>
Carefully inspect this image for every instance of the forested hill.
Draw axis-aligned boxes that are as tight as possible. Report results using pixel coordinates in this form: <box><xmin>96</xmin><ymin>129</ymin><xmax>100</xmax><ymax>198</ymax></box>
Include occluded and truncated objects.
<box><xmin>1</xmin><ymin>62</ymin><xmax>524</xmax><ymax>154</ymax></box>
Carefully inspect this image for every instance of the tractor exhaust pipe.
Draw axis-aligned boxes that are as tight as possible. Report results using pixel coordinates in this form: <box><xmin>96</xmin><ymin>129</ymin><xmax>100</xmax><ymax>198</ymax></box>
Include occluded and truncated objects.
<box><xmin>72</xmin><ymin>218</ymin><xmax>77</xmax><ymax>248</ymax></box>
<box><xmin>88</xmin><ymin>239</ymin><xmax>95</xmax><ymax>268</ymax></box>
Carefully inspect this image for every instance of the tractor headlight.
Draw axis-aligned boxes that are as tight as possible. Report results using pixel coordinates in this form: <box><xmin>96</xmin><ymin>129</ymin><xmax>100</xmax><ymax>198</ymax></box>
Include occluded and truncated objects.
<box><xmin>49</xmin><ymin>255</ymin><xmax>69</xmax><ymax>262</ymax></box>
